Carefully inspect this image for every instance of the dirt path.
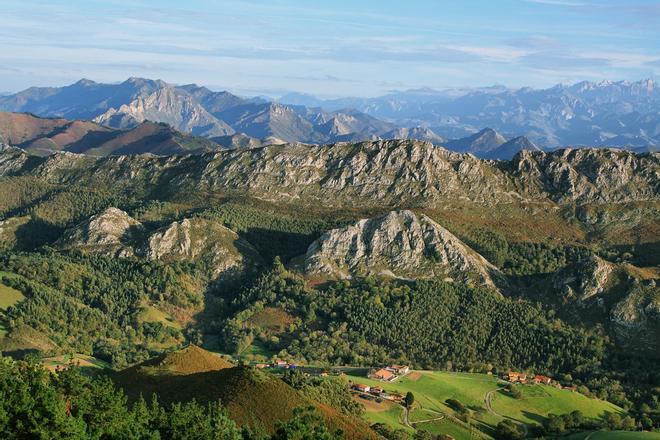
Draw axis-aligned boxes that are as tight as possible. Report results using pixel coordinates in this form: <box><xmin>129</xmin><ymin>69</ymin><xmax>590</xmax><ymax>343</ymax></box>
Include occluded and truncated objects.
<box><xmin>485</xmin><ymin>387</ymin><xmax>529</xmax><ymax>437</ymax></box>
<box><xmin>401</xmin><ymin>406</ymin><xmax>412</xmax><ymax>428</ymax></box>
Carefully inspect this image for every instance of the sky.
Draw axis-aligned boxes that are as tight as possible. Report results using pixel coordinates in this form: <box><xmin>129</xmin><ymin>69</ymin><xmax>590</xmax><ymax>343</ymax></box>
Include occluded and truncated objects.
<box><xmin>1</xmin><ymin>0</ymin><xmax>659</xmax><ymax>98</ymax></box>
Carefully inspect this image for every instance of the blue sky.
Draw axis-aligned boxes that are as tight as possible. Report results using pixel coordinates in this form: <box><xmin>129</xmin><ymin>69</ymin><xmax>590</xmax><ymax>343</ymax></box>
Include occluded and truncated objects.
<box><xmin>1</xmin><ymin>0</ymin><xmax>659</xmax><ymax>97</ymax></box>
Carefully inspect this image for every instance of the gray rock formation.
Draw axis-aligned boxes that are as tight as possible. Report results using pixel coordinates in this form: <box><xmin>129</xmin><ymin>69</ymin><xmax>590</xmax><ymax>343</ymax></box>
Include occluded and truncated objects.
<box><xmin>145</xmin><ymin>218</ymin><xmax>261</xmax><ymax>279</ymax></box>
<box><xmin>305</xmin><ymin>210</ymin><xmax>502</xmax><ymax>287</ymax></box>
<box><xmin>57</xmin><ymin>207</ymin><xmax>144</xmax><ymax>257</ymax></box>
<box><xmin>58</xmin><ymin>210</ymin><xmax>260</xmax><ymax>279</ymax></box>
<box><xmin>553</xmin><ymin>256</ymin><xmax>613</xmax><ymax>301</ymax></box>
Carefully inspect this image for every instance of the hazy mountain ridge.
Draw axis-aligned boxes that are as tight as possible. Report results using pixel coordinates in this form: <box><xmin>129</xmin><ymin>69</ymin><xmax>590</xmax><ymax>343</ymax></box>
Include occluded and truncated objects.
<box><xmin>2</xmin><ymin>77</ymin><xmax>658</xmax><ymax>154</ymax></box>
<box><xmin>0</xmin><ymin>78</ymin><xmax>399</xmax><ymax>145</ymax></box>
<box><xmin>281</xmin><ymin>79</ymin><xmax>660</xmax><ymax>149</ymax></box>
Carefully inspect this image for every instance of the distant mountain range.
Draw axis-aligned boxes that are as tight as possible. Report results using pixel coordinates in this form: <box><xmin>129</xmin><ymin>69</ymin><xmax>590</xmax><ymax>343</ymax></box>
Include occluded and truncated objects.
<box><xmin>0</xmin><ymin>77</ymin><xmax>399</xmax><ymax>146</ymax></box>
<box><xmin>1</xmin><ymin>77</ymin><xmax>657</xmax><ymax>157</ymax></box>
<box><xmin>281</xmin><ymin>79</ymin><xmax>660</xmax><ymax>149</ymax></box>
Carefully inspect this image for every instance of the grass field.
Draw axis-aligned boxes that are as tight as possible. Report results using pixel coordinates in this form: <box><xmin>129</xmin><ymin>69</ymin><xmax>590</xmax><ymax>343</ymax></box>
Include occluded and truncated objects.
<box><xmin>347</xmin><ymin>370</ymin><xmax>625</xmax><ymax>439</ymax></box>
<box><xmin>0</xmin><ymin>279</ymin><xmax>25</xmax><ymax>338</ymax></box>
<box><xmin>565</xmin><ymin>431</ymin><xmax>660</xmax><ymax>439</ymax></box>
<box><xmin>0</xmin><ymin>282</ymin><xmax>24</xmax><ymax>310</ymax></box>
<box><xmin>491</xmin><ymin>383</ymin><xmax>623</xmax><ymax>425</ymax></box>
<box><xmin>42</xmin><ymin>353</ymin><xmax>111</xmax><ymax>373</ymax></box>
<box><xmin>137</xmin><ymin>305</ymin><xmax>182</xmax><ymax>329</ymax></box>
<box><xmin>415</xmin><ymin>417</ymin><xmax>482</xmax><ymax>440</ymax></box>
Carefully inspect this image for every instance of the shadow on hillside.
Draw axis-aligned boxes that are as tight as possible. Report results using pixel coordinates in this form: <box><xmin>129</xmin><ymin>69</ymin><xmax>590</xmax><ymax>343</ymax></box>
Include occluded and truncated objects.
<box><xmin>13</xmin><ymin>219</ymin><xmax>62</xmax><ymax>250</ymax></box>
<box><xmin>521</xmin><ymin>410</ymin><xmax>545</xmax><ymax>425</ymax></box>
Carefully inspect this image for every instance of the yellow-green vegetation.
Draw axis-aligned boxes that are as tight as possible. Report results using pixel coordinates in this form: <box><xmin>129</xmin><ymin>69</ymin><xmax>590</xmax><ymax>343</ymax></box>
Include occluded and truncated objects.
<box><xmin>347</xmin><ymin>371</ymin><xmax>623</xmax><ymax>439</ymax></box>
<box><xmin>0</xmin><ymin>282</ymin><xmax>24</xmax><ymax>310</ymax></box>
<box><xmin>137</xmin><ymin>305</ymin><xmax>182</xmax><ymax>330</ymax></box>
<box><xmin>491</xmin><ymin>383</ymin><xmax>623</xmax><ymax>425</ymax></box>
<box><xmin>565</xmin><ymin>431</ymin><xmax>660</xmax><ymax>440</ymax></box>
<box><xmin>0</xmin><ymin>280</ymin><xmax>25</xmax><ymax>338</ymax></box>
<box><xmin>41</xmin><ymin>353</ymin><xmax>111</xmax><ymax>372</ymax></box>
<box><xmin>362</xmin><ymin>404</ymin><xmax>410</xmax><ymax>432</ymax></box>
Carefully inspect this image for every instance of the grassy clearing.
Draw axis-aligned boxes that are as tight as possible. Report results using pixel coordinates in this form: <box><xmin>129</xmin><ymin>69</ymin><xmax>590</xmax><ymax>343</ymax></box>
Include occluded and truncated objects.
<box><xmin>238</xmin><ymin>340</ymin><xmax>277</xmax><ymax>361</ymax></box>
<box><xmin>491</xmin><ymin>383</ymin><xmax>623</xmax><ymax>425</ymax></box>
<box><xmin>361</xmin><ymin>403</ymin><xmax>411</xmax><ymax>433</ymax></box>
<box><xmin>0</xmin><ymin>282</ymin><xmax>24</xmax><ymax>310</ymax></box>
<box><xmin>42</xmin><ymin>353</ymin><xmax>111</xmax><ymax>372</ymax></box>
<box><xmin>0</xmin><ymin>279</ymin><xmax>26</xmax><ymax>338</ymax></box>
<box><xmin>137</xmin><ymin>305</ymin><xmax>182</xmax><ymax>329</ymax></box>
<box><xmin>415</xmin><ymin>418</ymin><xmax>478</xmax><ymax>440</ymax></box>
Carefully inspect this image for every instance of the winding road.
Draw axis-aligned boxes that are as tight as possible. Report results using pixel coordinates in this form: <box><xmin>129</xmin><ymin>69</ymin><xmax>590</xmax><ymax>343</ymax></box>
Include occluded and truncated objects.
<box><xmin>485</xmin><ymin>387</ymin><xmax>529</xmax><ymax>437</ymax></box>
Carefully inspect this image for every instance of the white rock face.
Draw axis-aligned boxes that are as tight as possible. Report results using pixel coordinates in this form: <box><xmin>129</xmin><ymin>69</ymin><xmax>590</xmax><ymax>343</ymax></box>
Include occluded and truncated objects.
<box><xmin>57</xmin><ymin>207</ymin><xmax>143</xmax><ymax>257</ymax></box>
<box><xmin>305</xmin><ymin>210</ymin><xmax>502</xmax><ymax>287</ymax></box>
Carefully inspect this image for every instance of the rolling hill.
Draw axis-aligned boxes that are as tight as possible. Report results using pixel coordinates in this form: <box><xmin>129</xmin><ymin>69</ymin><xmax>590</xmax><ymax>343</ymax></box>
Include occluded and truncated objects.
<box><xmin>113</xmin><ymin>346</ymin><xmax>377</xmax><ymax>439</ymax></box>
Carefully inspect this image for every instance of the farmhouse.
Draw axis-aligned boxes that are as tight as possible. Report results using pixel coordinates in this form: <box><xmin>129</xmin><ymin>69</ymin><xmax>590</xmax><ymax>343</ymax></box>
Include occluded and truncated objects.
<box><xmin>388</xmin><ymin>365</ymin><xmax>410</xmax><ymax>375</ymax></box>
<box><xmin>255</xmin><ymin>363</ymin><xmax>269</xmax><ymax>369</ymax></box>
<box><xmin>353</xmin><ymin>383</ymin><xmax>371</xmax><ymax>393</ymax></box>
<box><xmin>533</xmin><ymin>374</ymin><xmax>552</xmax><ymax>385</ymax></box>
<box><xmin>372</xmin><ymin>368</ymin><xmax>395</xmax><ymax>381</ymax></box>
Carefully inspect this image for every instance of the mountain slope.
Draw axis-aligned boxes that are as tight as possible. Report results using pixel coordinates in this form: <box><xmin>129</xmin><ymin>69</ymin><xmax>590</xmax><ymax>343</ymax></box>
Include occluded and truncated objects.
<box><xmin>93</xmin><ymin>86</ymin><xmax>235</xmax><ymax>137</ymax></box>
<box><xmin>445</xmin><ymin>128</ymin><xmax>507</xmax><ymax>155</ymax></box>
<box><xmin>481</xmin><ymin>135</ymin><xmax>542</xmax><ymax>160</ymax></box>
<box><xmin>298</xmin><ymin>79</ymin><xmax>660</xmax><ymax>148</ymax></box>
<box><xmin>1</xmin><ymin>141</ymin><xmax>656</xmax><ymax>207</ymax></box>
<box><xmin>0</xmin><ymin>78</ymin><xmax>399</xmax><ymax>145</ymax></box>
<box><xmin>0</xmin><ymin>112</ymin><xmax>220</xmax><ymax>156</ymax></box>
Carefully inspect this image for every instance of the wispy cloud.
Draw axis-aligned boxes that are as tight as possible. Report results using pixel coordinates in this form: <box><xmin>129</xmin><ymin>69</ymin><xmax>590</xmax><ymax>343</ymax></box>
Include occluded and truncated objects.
<box><xmin>525</xmin><ymin>0</ymin><xmax>586</xmax><ymax>6</ymax></box>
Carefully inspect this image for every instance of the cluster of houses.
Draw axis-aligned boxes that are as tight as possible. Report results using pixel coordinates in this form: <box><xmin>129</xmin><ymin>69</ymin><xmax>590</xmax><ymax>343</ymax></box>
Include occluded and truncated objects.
<box><xmin>350</xmin><ymin>383</ymin><xmax>404</xmax><ymax>403</ymax></box>
<box><xmin>254</xmin><ymin>359</ymin><xmax>299</xmax><ymax>370</ymax></box>
<box><xmin>503</xmin><ymin>371</ymin><xmax>552</xmax><ymax>384</ymax></box>
<box><xmin>369</xmin><ymin>364</ymin><xmax>410</xmax><ymax>382</ymax></box>
<box><xmin>503</xmin><ymin>371</ymin><xmax>577</xmax><ymax>391</ymax></box>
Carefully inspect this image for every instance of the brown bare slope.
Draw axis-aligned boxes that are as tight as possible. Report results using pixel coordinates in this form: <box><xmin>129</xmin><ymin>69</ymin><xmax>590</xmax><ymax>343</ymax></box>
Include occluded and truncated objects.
<box><xmin>0</xmin><ymin>112</ymin><xmax>219</xmax><ymax>156</ymax></box>
<box><xmin>113</xmin><ymin>346</ymin><xmax>376</xmax><ymax>439</ymax></box>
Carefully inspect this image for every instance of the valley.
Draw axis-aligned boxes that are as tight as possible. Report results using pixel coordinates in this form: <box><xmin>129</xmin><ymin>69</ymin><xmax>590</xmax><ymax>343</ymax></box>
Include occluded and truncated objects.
<box><xmin>0</xmin><ymin>140</ymin><xmax>657</xmax><ymax>438</ymax></box>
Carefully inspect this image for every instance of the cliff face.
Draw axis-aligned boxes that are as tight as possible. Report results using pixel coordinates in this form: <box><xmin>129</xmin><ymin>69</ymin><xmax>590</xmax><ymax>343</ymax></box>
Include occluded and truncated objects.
<box><xmin>305</xmin><ymin>210</ymin><xmax>502</xmax><ymax>288</ymax></box>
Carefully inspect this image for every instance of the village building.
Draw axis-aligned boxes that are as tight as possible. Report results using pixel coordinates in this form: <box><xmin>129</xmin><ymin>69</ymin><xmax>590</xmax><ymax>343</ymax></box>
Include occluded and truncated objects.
<box><xmin>387</xmin><ymin>365</ymin><xmax>410</xmax><ymax>375</ymax></box>
<box><xmin>371</xmin><ymin>368</ymin><xmax>395</xmax><ymax>381</ymax></box>
<box><xmin>533</xmin><ymin>374</ymin><xmax>552</xmax><ymax>385</ymax></box>
<box><xmin>370</xmin><ymin>386</ymin><xmax>384</xmax><ymax>396</ymax></box>
<box><xmin>353</xmin><ymin>383</ymin><xmax>371</xmax><ymax>393</ymax></box>
<box><xmin>506</xmin><ymin>372</ymin><xmax>528</xmax><ymax>383</ymax></box>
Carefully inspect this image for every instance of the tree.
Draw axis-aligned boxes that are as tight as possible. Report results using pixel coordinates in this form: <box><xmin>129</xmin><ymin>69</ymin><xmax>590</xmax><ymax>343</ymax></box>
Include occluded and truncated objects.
<box><xmin>495</xmin><ymin>420</ymin><xmax>524</xmax><ymax>440</ymax></box>
<box><xmin>272</xmin><ymin>406</ymin><xmax>342</xmax><ymax>440</ymax></box>
<box><xmin>405</xmin><ymin>392</ymin><xmax>415</xmax><ymax>408</ymax></box>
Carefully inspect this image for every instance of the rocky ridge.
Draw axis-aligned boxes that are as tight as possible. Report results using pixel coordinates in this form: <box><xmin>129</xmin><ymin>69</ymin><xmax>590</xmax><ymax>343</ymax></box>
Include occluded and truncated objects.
<box><xmin>0</xmin><ymin>141</ymin><xmax>657</xmax><ymax>208</ymax></box>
